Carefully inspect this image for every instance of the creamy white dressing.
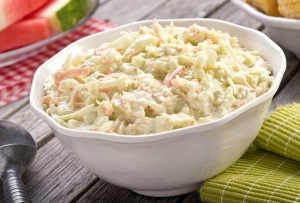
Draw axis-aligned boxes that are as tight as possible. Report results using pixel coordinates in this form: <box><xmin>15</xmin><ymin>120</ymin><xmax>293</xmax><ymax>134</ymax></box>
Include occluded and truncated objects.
<box><xmin>43</xmin><ymin>21</ymin><xmax>273</xmax><ymax>135</ymax></box>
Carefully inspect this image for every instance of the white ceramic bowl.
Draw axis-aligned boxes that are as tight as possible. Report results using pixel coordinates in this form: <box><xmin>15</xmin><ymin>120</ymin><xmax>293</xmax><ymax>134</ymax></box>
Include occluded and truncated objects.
<box><xmin>231</xmin><ymin>0</ymin><xmax>300</xmax><ymax>59</ymax></box>
<box><xmin>30</xmin><ymin>19</ymin><xmax>286</xmax><ymax>197</ymax></box>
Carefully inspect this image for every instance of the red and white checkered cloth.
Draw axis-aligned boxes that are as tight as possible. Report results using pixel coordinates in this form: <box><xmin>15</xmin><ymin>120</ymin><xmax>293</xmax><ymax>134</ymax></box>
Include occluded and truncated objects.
<box><xmin>0</xmin><ymin>18</ymin><xmax>115</xmax><ymax>107</ymax></box>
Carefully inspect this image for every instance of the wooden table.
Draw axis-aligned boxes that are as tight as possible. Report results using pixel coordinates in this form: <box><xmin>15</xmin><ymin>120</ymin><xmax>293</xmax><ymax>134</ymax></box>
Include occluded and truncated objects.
<box><xmin>1</xmin><ymin>0</ymin><xmax>300</xmax><ymax>202</ymax></box>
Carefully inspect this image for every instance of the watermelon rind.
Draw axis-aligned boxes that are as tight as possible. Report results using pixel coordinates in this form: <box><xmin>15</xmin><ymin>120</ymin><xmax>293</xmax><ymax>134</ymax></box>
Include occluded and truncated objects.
<box><xmin>57</xmin><ymin>0</ymin><xmax>89</xmax><ymax>32</ymax></box>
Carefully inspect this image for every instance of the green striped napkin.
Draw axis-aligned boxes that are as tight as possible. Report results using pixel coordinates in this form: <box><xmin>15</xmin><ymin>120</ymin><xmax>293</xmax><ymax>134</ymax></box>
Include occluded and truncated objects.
<box><xmin>200</xmin><ymin>103</ymin><xmax>300</xmax><ymax>203</ymax></box>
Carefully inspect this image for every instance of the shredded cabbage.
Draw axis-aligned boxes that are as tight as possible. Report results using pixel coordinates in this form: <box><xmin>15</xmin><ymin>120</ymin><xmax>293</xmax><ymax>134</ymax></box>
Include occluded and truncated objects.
<box><xmin>42</xmin><ymin>20</ymin><xmax>273</xmax><ymax>135</ymax></box>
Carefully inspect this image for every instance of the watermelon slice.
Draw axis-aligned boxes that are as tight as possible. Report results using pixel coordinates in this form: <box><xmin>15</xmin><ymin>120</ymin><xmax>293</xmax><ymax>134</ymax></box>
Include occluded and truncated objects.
<box><xmin>33</xmin><ymin>0</ymin><xmax>90</xmax><ymax>34</ymax></box>
<box><xmin>0</xmin><ymin>18</ymin><xmax>51</xmax><ymax>53</ymax></box>
<box><xmin>0</xmin><ymin>0</ymin><xmax>49</xmax><ymax>31</ymax></box>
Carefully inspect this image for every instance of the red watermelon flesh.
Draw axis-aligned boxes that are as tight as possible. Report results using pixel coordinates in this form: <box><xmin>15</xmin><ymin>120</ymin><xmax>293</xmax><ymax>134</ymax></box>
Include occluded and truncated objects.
<box><xmin>0</xmin><ymin>0</ymin><xmax>49</xmax><ymax>31</ymax></box>
<box><xmin>0</xmin><ymin>18</ymin><xmax>51</xmax><ymax>53</ymax></box>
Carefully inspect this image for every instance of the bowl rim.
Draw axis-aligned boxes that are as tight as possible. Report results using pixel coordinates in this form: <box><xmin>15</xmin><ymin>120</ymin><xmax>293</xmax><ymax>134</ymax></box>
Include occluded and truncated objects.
<box><xmin>30</xmin><ymin>18</ymin><xmax>286</xmax><ymax>143</ymax></box>
<box><xmin>231</xmin><ymin>0</ymin><xmax>300</xmax><ymax>30</ymax></box>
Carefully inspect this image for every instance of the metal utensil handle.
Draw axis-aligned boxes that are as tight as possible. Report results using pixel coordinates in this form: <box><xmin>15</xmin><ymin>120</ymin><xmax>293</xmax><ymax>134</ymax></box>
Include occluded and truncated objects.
<box><xmin>3</xmin><ymin>169</ymin><xmax>32</xmax><ymax>203</ymax></box>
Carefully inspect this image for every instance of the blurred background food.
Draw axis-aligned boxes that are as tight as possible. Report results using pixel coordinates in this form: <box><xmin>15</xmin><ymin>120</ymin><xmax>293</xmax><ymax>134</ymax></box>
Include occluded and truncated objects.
<box><xmin>245</xmin><ymin>0</ymin><xmax>280</xmax><ymax>16</ymax></box>
<box><xmin>278</xmin><ymin>0</ymin><xmax>300</xmax><ymax>18</ymax></box>
<box><xmin>245</xmin><ymin>0</ymin><xmax>300</xmax><ymax>19</ymax></box>
<box><xmin>0</xmin><ymin>0</ymin><xmax>49</xmax><ymax>31</ymax></box>
<box><xmin>0</xmin><ymin>0</ymin><xmax>91</xmax><ymax>53</ymax></box>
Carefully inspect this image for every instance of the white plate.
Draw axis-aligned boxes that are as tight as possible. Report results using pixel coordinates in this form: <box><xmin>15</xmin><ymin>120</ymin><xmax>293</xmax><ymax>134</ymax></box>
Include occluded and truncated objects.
<box><xmin>0</xmin><ymin>0</ymin><xmax>99</xmax><ymax>68</ymax></box>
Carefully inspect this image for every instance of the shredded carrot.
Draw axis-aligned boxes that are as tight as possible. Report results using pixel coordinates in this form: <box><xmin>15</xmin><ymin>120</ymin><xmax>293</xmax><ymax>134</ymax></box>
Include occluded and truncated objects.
<box><xmin>157</xmin><ymin>37</ymin><xmax>163</xmax><ymax>44</ymax></box>
<box><xmin>102</xmin><ymin>59</ymin><xmax>110</xmax><ymax>65</ymax></box>
<box><xmin>181</xmin><ymin>93</ymin><xmax>188</xmax><ymax>101</ymax></box>
<box><xmin>54</xmin><ymin>67</ymin><xmax>90</xmax><ymax>86</ymax></box>
<box><xmin>177</xmin><ymin>85</ymin><xmax>184</xmax><ymax>91</ymax></box>
<box><xmin>152</xmin><ymin>19</ymin><xmax>159</xmax><ymax>32</ymax></box>
<box><xmin>152</xmin><ymin>19</ymin><xmax>163</xmax><ymax>42</ymax></box>
<box><xmin>94</xmin><ymin>48</ymin><xmax>106</xmax><ymax>55</ymax></box>
<box><xmin>260</xmin><ymin>82</ymin><xmax>266</xmax><ymax>93</ymax></box>
<box><xmin>193</xmin><ymin>46</ymin><xmax>201</xmax><ymax>53</ymax></box>
<box><xmin>188</xmin><ymin>120</ymin><xmax>196</xmax><ymax>126</ymax></box>
<box><xmin>72</xmin><ymin>92</ymin><xmax>84</xmax><ymax>107</ymax></box>
<box><xmin>127</xmin><ymin>50</ymin><xmax>141</xmax><ymax>62</ymax></box>
<box><xmin>205</xmin><ymin>35</ymin><xmax>212</xmax><ymax>41</ymax></box>
<box><xmin>118</xmin><ymin>96</ymin><xmax>128</xmax><ymax>110</ymax></box>
<box><xmin>42</xmin><ymin>95</ymin><xmax>51</xmax><ymax>104</ymax></box>
<box><xmin>165</xmin><ymin>66</ymin><xmax>184</xmax><ymax>87</ymax></box>
<box><xmin>158</xmin><ymin>80</ymin><xmax>164</xmax><ymax>85</ymax></box>
<box><xmin>96</xmin><ymin>74</ymin><xmax>106</xmax><ymax>79</ymax></box>
<box><xmin>143</xmin><ymin>121</ymin><xmax>151</xmax><ymax>125</ymax></box>
<box><xmin>106</xmin><ymin>67</ymin><xmax>114</xmax><ymax>74</ymax></box>
<box><xmin>237</xmin><ymin>101</ymin><xmax>247</xmax><ymax>108</ymax></box>
<box><xmin>141</xmin><ymin>85</ymin><xmax>152</xmax><ymax>94</ymax></box>
<box><xmin>74</xmin><ymin>102</ymin><xmax>84</xmax><ymax>108</ymax></box>
<box><xmin>189</xmin><ymin>31</ymin><xmax>200</xmax><ymax>38</ymax></box>
<box><xmin>101</xmin><ymin>106</ymin><xmax>109</xmax><ymax>115</ymax></box>
<box><xmin>131</xmin><ymin>124</ymin><xmax>139</xmax><ymax>129</ymax></box>
<box><xmin>99</xmin><ymin>87</ymin><xmax>111</xmax><ymax>93</ymax></box>
<box><xmin>89</xmin><ymin>126</ymin><xmax>98</xmax><ymax>131</ymax></box>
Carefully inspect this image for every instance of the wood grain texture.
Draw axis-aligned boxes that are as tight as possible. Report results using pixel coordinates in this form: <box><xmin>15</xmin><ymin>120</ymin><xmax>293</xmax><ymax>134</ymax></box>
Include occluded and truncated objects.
<box><xmin>270</xmin><ymin>69</ymin><xmax>300</xmax><ymax>111</ymax></box>
<box><xmin>0</xmin><ymin>96</ymin><xmax>28</xmax><ymax>119</ymax></box>
<box><xmin>76</xmin><ymin>180</ymin><xmax>183</xmax><ymax>203</ymax></box>
<box><xmin>0</xmin><ymin>138</ymin><xmax>97</xmax><ymax>203</ymax></box>
<box><xmin>263</xmin><ymin>27</ymin><xmax>300</xmax><ymax>98</ymax></box>
<box><xmin>182</xmin><ymin>191</ymin><xmax>202</xmax><ymax>203</ymax></box>
<box><xmin>93</xmin><ymin>0</ymin><xmax>168</xmax><ymax>25</ymax></box>
<box><xmin>208</xmin><ymin>1</ymin><xmax>262</xmax><ymax>28</ymax></box>
<box><xmin>143</xmin><ymin>0</ymin><xmax>227</xmax><ymax>20</ymax></box>
<box><xmin>6</xmin><ymin>103</ymin><xmax>53</xmax><ymax>147</ymax></box>
<box><xmin>269</xmin><ymin>48</ymin><xmax>300</xmax><ymax>105</ymax></box>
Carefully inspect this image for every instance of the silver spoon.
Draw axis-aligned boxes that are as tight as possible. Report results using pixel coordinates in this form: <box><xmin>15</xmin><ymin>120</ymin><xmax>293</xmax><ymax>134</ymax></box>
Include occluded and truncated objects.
<box><xmin>0</xmin><ymin>120</ymin><xmax>37</xmax><ymax>203</ymax></box>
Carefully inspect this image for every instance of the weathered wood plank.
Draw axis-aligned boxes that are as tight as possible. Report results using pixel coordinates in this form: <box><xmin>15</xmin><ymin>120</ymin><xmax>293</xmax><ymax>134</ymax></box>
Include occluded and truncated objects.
<box><xmin>270</xmin><ymin>66</ymin><xmax>300</xmax><ymax>111</ymax></box>
<box><xmin>76</xmin><ymin>180</ymin><xmax>182</xmax><ymax>203</ymax></box>
<box><xmin>268</xmin><ymin>48</ymin><xmax>300</xmax><ymax>104</ymax></box>
<box><xmin>182</xmin><ymin>191</ymin><xmax>202</xmax><ymax>203</ymax></box>
<box><xmin>262</xmin><ymin>28</ymin><xmax>300</xmax><ymax>98</ymax></box>
<box><xmin>0</xmin><ymin>96</ymin><xmax>28</xmax><ymax>119</ymax></box>
<box><xmin>5</xmin><ymin>103</ymin><xmax>53</xmax><ymax>148</ymax></box>
<box><xmin>209</xmin><ymin>1</ymin><xmax>262</xmax><ymax>28</ymax></box>
<box><xmin>0</xmin><ymin>138</ymin><xmax>97</xmax><ymax>203</ymax></box>
<box><xmin>143</xmin><ymin>0</ymin><xmax>227</xmax><ymax>20</ymax></box>
<box><xmin>93</xmin><ymin>0</ymin><xmax>168</xmax><ymax>25</ymax></box>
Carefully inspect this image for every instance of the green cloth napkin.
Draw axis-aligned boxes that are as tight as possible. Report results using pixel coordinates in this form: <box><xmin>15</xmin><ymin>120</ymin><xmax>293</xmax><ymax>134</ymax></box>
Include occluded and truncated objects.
<box><xmin>200</xmin><ymin>103</ymin><xmax>300</xmax><ymax>203</ymax></box>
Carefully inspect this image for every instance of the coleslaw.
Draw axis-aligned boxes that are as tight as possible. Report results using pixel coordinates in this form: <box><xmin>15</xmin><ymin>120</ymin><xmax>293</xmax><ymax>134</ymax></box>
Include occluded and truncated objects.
<box><xmin>42</xmin><ymin>20</ymin><xmax>273</xmax><ymax>135</ymax></box>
